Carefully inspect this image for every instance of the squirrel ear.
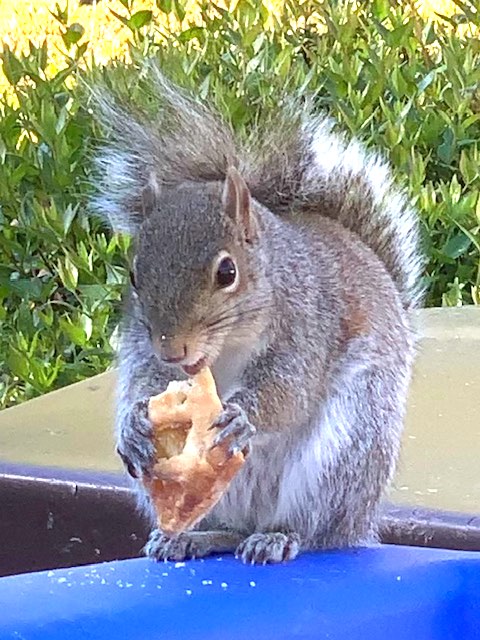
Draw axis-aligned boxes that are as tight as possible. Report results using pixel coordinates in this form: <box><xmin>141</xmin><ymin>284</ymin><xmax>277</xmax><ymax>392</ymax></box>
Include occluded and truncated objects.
<box><xmin>222</xmin><ymin>166</ymin><xmax>258</xmax><ymax>243</ymax></box>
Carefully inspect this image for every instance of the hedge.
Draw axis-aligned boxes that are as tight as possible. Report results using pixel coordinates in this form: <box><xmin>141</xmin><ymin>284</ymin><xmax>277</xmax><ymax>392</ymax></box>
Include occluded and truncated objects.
<box><xmin>0</xmin><ymin>0</ymin><xmax>479</xmax><ymax>408</ymax></box>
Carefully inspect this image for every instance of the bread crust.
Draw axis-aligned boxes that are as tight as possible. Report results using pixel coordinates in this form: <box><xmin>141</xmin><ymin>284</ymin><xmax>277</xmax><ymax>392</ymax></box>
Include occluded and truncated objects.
<box><xmin>144</xmin><ymin>368</ymin><xmax>245</xmax><ymax>536</ymax></box>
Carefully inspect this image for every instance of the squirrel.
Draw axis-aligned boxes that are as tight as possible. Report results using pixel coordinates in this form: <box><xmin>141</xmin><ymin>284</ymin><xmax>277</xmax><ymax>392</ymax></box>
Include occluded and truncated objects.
<box><xmin>92</xmin><ymin>69</ymin><xmax>424</xmax><ymax>564</ymax></box>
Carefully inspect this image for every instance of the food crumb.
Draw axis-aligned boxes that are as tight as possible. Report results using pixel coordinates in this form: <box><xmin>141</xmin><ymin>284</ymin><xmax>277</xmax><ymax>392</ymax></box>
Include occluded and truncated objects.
<box><xmin>249</xmin><ymin>581</ymin><xmax>256</xmax><ymax>587</ymax></box>
<box><xmin>162</xmin><ymin>572</ymin><xmax>169</xmax><ymax>577</ymax></box>
<box><xmin>100</xmin><ymin>578</ymin><xmax>106</xmax><ymax>585</ymax></box>
<box><xmin>186</xmin><ymin>589</ymin><xmax>192</xmax><ymax>595</ymax></box>
<box><xmin>201</xmin><ymin>579</ymin><xmax>213</xmax><ymax>585</ymax></box>
<box><xmin>396</xmin><ymin>576</ymin><xmax>402</xmax><ymax>581</ymax></box>
<box><xmin>47</xmin><ymin>571</ymin><xmax>54</xmax><ymax>578</ymax></box>
<box><xmin>221</xmin><ymin>582</ymin><xmax>228</xmax><ymax>589</ymax></box>
<box><xmin>175</xmin><ymin>562</ymin><xmax>186</xmax><ymax>568</ymax></box>
<box><xmin>57</xmin><ymin>577</ymin><xmax>67</xmax><ymax>584</ymax></box>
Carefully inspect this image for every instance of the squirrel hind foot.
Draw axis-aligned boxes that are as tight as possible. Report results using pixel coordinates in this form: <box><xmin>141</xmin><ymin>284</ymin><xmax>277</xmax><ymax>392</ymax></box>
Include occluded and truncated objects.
<box><xmin>235</xmin><ymin>532</ymin><xmax>301</xmax><ymax>565</ymax></box>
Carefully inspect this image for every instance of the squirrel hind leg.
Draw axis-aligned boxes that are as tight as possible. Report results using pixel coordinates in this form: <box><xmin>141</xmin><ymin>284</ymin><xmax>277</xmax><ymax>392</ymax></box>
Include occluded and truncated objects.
<box><xmin>235</xmin><ymin>532</ymin><xmax>301</xmax><ymax>565</ymax></box>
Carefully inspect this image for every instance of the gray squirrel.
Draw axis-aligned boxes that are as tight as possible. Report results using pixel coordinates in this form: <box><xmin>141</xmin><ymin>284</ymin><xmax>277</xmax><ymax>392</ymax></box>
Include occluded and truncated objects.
<box><xmin>92</xmin><ymin>70</ymin><xmax>424</xmax><ymax>564</ymax></box>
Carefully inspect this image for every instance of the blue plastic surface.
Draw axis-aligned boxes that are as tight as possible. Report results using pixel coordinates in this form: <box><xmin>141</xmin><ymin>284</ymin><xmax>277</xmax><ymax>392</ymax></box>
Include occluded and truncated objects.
<box><xmin>0</xmin><ymin>545</ymin><xmax>478</xmax><ymax>640</ymax></box>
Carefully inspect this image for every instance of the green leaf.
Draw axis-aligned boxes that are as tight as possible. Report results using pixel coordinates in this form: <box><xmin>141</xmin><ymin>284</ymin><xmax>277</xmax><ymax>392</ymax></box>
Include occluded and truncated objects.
<box><xmin>156</xmin><ymin>0</ymin><xmax>172</xmax><ymax>13</ymax></box>
<box><xmin>80</xmin><ymin>314</ymin><xmax>93</xmax><ymax>341</ymax></box>
<box><xmin>442</xmin><ymin>233</ymin><xmax>472</xmax><ymax>259</ymax></box>
<box><xmin>58</xmin><ymin>256</ymin><xmax>79</xmax><ymax>291</ymax></box>
<box><xmin>110</xmin><ymin>10</ymin><xmax>130</xmax><ymax>28</ymax></box>
<box><xmin>450</xmin><ymin>219</ymin><xmax>480</xmax><ymax>253</ymax></box>
<box><xmin>437</xmin><ymin>127</ymin><xmax>456</xmax><ymax>164</ymax></box>
<box><xmin>391</xmin><ymin>67</ymin><xmax>408</xmax><ymax>98</ymax></box>
<box><xmin>9</xmin><ymin>278</ymin><xmax>44</xmax><ymax>300</ymax></box>
<box><xmin>389</xmin><ymin>22</ymin><xmax>413</xmax><ymax>48</ymax></box>
<box><xmin>178</xmin><ymin>27</ymin><xmax>205</xmax><ymax>43</ymax></box>
<box><xmin>76</xmin><ymin>41</ymin><xmax>89</xmax><ymax>59</ymax></box>
<box><xmin>417</xmin><ymin>67</ymin><xmax>446</xmax><ymax>94</ymax></box>
<box><xmin>450</xmin><ymin>0</ymin><xmax>480</xmax><ymax>25</ymax></box>
<box><xmin>49</xmin><ymin>2</ymin><xmax>69</xmax><ymax>25</ymax></box>
<box><xmin>172</xmin><ymin>0</ymin><xmax>186</xmax><ymax>21</ymax></box>
<box><xmin>39</xmin><ymin>39</ymin><xmax>48</xmax><ymax>70</ymax></box>
<box><xmin>59</xmin><ymin>317</ymin><xmax>86</xmax><ymax>346</ymax></box>
<box><xmin>442</xmin><ymin>278</ymin><xmax>464</xmax><ymax>307</ymax></box>
<box><xmin>128</xmin><ymin>10</ymin><xmax>153</xmax><ymax>30</ymax></box>
<box><xmin>371</xmin><ymin>0</ymin><xmax>390</xmax><ymax>21</ymax></box>
<box><xmin>7</xmin><ymin>346</ymin><xmax>30</xmax><ymax>379</ymax></box>
<box><xmin>63</xmin><ymin>205</ymin><xmax>78</xmax><ymax>235</ymax></box>
<box><xmin>62</xmin><ymin>23</ymin><xmax>85</xmax><ymax>48</ymax></box>
<box><xmin>0</xmin><ymin>46</ymin><xmax>24</xmax><ymax>86</ymax></box>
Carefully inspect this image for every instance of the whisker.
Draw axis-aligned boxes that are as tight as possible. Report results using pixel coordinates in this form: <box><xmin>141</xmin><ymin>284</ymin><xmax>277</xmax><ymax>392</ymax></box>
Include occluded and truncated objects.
<box><xmin>206</xmin><ymin>301</ymin><xmax>275</xmax><ymax>331</ymax></box>
<box><xmin>206</xmin><ymin>314</ymin><xmax>272</xmax><ymax>336</ymax></box>
<box><xmin>207</xmin><ymin>295</ymin><xmax>269</xmax><ymax>321</ymax></box>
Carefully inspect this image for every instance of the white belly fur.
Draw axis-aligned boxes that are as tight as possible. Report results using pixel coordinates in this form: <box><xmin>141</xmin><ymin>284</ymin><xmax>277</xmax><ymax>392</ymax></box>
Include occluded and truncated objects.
<box><xmin>209</xmin><ymin>389</ymin><xmax>354</xmax><ymax>542</ymax></box>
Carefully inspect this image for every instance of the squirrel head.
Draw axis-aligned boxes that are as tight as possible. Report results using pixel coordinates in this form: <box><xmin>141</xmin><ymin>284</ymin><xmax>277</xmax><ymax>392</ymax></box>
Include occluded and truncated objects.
<box><xmin>130</xmin><ymin>167</ymin><xmax>273</xmax><ymax>376</ymax></box>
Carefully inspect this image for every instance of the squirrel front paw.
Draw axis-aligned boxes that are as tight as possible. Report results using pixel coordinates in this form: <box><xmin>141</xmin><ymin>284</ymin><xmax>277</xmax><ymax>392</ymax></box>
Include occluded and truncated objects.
<box><xmin>236</xmin><ymin>532</ymin><xmax>301</xmax><ymax>564</ymax></box>
<box><xmin>144</xmin><ymin>529</ymin><xmax>243</xmax><ymax>561</ymax></box>
<box><xmin>211</xmin><ymin>402</ymin><xmax>256</xmax><ymax>456</ymax></box>
<box><xmin>144</xmin><ymin>530</ymin><xmax>211</xmax><ymax>561</ymax></box>
<box><xmin>116</xmin><ymin>398</ymin><xmax>156</xmax><ymax>479</ymax></box>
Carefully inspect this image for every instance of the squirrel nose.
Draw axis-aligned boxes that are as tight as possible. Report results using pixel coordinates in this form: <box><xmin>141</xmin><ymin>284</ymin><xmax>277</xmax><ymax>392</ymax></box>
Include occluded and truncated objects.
<box><xmin>158</xmin><ymin>336</ymin><xmax>187</xmax><ymax>364</ymax></box>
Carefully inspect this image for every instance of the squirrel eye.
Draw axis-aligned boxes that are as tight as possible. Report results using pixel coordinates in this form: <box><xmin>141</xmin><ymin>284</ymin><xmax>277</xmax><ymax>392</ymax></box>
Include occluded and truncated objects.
<box><xmin>216</xmin><ymin>256</ymin><xmax>238</xmax><ymax>290</ymax></box>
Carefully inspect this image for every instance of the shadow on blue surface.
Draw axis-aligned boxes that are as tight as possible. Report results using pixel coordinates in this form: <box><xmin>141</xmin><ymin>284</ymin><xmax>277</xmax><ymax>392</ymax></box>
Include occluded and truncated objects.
<box><xmin>0</xmin><ymin>545</ymin><xmax>478</xmax><ymax>639</ymax></box>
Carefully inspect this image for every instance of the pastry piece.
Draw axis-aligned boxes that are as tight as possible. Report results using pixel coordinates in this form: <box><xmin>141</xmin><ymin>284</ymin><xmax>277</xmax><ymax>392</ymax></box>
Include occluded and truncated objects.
<box><xmin>144</xmin><ymin>367</ymin><xmax>245</xmax><ymax>536</ymax></box>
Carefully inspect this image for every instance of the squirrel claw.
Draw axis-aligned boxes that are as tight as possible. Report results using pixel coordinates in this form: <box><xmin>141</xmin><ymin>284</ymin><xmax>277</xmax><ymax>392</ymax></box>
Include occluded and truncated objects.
<box><xmin>145</xmin><ymin>529</ymin><xmax>243</xmax><ymax>561</ymax></box>
<box><xmin>235</xmin><ymin>532</ymin><xmax>301</xmax><ymax>565</ymax></box>
<box><xmin>116</xmin><ymin>447</ymin><xmax>139</xmax><ymax>479</ymax></box>
<box><xmin>211</xmin><ymin>402</ymin><xmax>243</xmax><ymax>429</ymax></box>
<box><xmin>116</xmin><ymin>397</ymin><xmax>155</xmax><ymax>479</ymax></box>
<box><xmin>211</xmin><ymin>402</ymin><xmax>256</xmax><ymax>454</ymax></box>
<box><xmin>144</xmin><ymin>530</ymin><xmax>208</xmax><ymax>562</ymax></box>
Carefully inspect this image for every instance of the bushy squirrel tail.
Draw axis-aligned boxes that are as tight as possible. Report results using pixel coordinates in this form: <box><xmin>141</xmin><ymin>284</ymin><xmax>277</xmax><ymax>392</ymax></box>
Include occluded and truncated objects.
<box><xmin>92</xmin><ymin>67</ymin><xmax>424</xmax><ymax>309</ymax></box>
<box><xmin>246</xmin><ymin>107</ymin><xmax>425</xmax><ymax>310</ymax></box>
<box><xmin>90</xmin><ymin>67</ymin><xmax>237</xmax><ymax>233</ymax></box>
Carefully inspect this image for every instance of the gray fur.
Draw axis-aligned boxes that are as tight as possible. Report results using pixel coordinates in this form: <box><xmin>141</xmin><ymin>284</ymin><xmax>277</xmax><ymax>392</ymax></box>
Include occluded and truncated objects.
<box><xmin>93</xmin><ymin>71</ymin><xmax>423</xmax><ymax>563</ymax></box>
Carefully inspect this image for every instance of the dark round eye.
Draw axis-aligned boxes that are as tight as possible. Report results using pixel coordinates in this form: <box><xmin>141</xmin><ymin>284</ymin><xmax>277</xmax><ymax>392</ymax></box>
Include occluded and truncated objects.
<box><xmin>216</xmin><ymin>256</ymin><xmax>237</xmax><ymax>289</ymax></box>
